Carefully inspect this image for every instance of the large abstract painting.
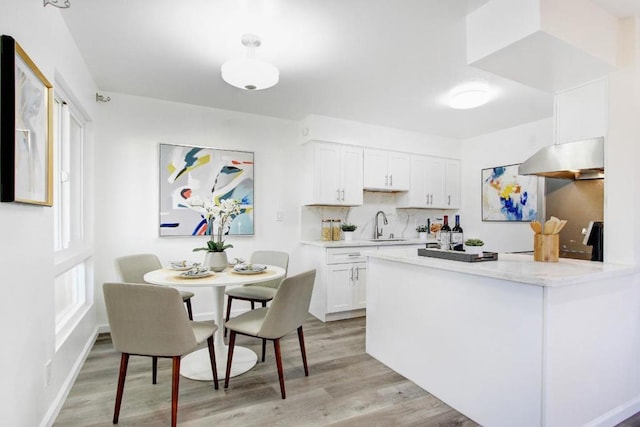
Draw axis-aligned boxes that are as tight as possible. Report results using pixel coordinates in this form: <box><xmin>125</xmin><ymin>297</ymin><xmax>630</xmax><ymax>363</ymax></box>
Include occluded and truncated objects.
<box><xmin>482</xmin><ymin>164</ymin><xmax>538</xmax><ymax>222</ymax></box>
<box><xmin>159</xmin><ymin>143</ymin><xmax>254</xmax><ymax>236</ymax></box>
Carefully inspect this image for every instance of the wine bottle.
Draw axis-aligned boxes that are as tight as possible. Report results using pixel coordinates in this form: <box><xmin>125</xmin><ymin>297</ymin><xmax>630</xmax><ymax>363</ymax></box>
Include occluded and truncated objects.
<box><xmin>451</xmin><ymin>214</ymin><xmax>464</xmax><ymax>251</ymax></box>
<box><xmin>440</xmin><ymin>215</ymin><xmax>452</xmax><ymax>250</ymax></box>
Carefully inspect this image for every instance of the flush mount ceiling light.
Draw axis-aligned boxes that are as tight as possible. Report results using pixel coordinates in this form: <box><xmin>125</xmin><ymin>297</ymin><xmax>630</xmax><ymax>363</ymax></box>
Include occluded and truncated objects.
<box><xmin>221</xmin><ymin>34</ymin><xmax>279</xmax><ymax>91</ymax></box>
<box><xmin>43</xmin><ymin>0</ymin><xmax>70</xmax><ymax>8</ymax></box>
<box><xmin>449</xmin><ymin>80</ymin><xmax>491</xmax><ymax>109</ymax></box>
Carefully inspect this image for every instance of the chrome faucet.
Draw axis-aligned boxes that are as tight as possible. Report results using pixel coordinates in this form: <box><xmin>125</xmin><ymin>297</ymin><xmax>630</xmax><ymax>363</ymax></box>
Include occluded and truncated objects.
<box><xmin>374</xmin><ymin>210</ymin><xmax>388</xmax><ymax>239</ymax></box>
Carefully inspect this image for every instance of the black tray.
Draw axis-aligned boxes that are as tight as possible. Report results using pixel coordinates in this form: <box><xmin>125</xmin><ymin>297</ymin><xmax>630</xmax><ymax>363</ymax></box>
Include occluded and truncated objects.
<box><xmin>417</xmin><ymin>248</ymin><xmax>498</xmax><ymax>262</ymax></box>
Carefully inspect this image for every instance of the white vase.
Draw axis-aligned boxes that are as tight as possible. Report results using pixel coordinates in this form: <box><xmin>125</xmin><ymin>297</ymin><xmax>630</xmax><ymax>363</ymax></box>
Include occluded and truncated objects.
<box><xmin>343</xmin><ymin>231</ymin><xmax>354</xmax><ymax>241</ymax></box>
<box><xmin>464</xmin><ymin>245</ymin><xmax>484</xmax><ymax>256</ymax></box>
<box><xmin>204</xmin><ymin>251</ymin><xmax>228</xmax><ymax>272</ymax></box>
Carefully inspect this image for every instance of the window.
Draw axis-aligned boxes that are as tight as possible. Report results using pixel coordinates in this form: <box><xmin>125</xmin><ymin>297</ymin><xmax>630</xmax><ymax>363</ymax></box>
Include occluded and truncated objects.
<box><xmin>53</xmin><ymin>89</ymin><xmax>90</xmax><ymax>348</ymax></box>
<box><xmin>54</xmin><ymin>264</ymin><xmax>86</xmax><ymax>334</ymax></box>
<box><xmin>53</xmin><ymin>99</ymin><xmax>84</xmax><ymax>251</ymax></box>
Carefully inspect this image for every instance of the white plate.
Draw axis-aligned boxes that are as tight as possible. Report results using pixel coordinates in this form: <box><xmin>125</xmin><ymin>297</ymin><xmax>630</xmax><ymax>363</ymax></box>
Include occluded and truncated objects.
<box><xmin>177</xmin><ymin>271</ymin><xmax>214</xmax><ymax>279</ymax></box>
<box><xmin>169</xmin><ymin>265</ymin><xmax>196</xmax><ymax>271</ymax></box>
<box><xmin>233</xmin><ymin>264</ymin><xmax>267</xmax><ymax>274</ymax></box>
<box><xmin>233</xmin><ymin>269</ymin><xmax>267</xmax><ymax>275</ymax></box>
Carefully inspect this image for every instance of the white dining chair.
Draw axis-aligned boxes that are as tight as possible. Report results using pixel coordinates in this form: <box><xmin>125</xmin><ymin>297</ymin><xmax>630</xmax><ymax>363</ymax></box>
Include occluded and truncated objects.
<box><xmin>224</xmin><ymin>250</ymin><xmax>290</xmax><ymax>357</ymax></box>
<box><xmin>224</xmin><ymin>269</ymin><xmax>316</xmax><ymax>399</ymax></box>
<box><xmin>115</xmin><ymin>253</ymin><xmax>195</xmax><ymax>320</ymax></box>
<box><xmin>103</xmin><ymin>282</ymin><xmax>219</xmax><ymax>427</ymax></box>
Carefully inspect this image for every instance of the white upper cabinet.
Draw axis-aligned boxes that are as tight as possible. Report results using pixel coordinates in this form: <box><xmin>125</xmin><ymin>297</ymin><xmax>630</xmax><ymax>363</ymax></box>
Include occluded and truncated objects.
<box><xmin>445</xmin><ymin>158</ymin><xmax>461</xmax><ymax>209</ymax></box>
<box><xmin>363</xmin><ymin>148</ymin><xmax>410</xmax><ymax>191</ymax></box>
<box><xmin>303</xmin><ymin>142</ymin><xmax>363</xmax><ymax>206</ymax></box>
<box><xmin>399</xmin><ymin>155</ymin><xmax>460</xmax><ymax>209</ymax></box>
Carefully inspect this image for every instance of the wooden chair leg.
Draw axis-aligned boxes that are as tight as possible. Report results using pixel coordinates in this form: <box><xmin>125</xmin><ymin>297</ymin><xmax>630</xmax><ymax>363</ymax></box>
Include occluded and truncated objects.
<box><xmin>261</xmin><ymin>301</ymin><xmax>267</xmax><ymax>308</ymax></box>
<box><xmin>207</xmin><ymin>336</ymin><xmax>219</xmax><ymax>390</ymax></box>
<box><xmin>113</xmin><ymin>353</ymin><xmax>129</xmax><ymax>424</ymax></box>
<box><xmin>224</xmin><ymin>296</ymin><xmax>233</xmax><ymax>337</ymax></box>
<box><xmin>298</xmin><ymin>326</ymin><xmax>309</xmax><ymax>376</ymax></box>
<box><xmin>185</xmin><ymin>299</ymin><xmax>193</xmax><ymax>320</ymax></box>
<box><xmin>224</xmin><ymin>331</ymin><xmax>236</xmax><ymax>389</ymax></box>
<box><xmin>251</xmin><ymin>301</ymin><xmax>255</xmax><ymax>310</ymax></box>
<box><xmin>273</xmin><ymin>338</ymin><xmax>286</xmax><ymax>399</ymax></box>
<box><xmin>152</xmin><ymin>356</ymin><xmax>158</xmax><ymax>384</ymax></box>
<box><xmin>171</xmin><ymin>356</ymin><xmax>181</xmax><ymax>427</ymax></box>
<box><xmin>261</xmin><ymin>338</ymin><xmax>266</xmax><ymax>362</ymax></box>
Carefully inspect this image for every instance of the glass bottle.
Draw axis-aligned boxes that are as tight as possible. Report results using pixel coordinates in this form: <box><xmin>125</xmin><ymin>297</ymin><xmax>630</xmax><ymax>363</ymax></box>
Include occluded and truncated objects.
<box><xmin>440</xmin><ymin>215</ymin><xmax>452</xmax><ymax>250</ymax></box>
<box><xmin>451</xmin><ymin>214</ymin><xmax>464</xmax><ymax>251</ymax></box>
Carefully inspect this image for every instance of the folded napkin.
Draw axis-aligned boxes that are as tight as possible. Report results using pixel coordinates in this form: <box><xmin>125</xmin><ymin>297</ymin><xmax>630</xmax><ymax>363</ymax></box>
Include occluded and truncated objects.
<box><xmin>233</xmin><ymin>263</ymin><xmax>266</xmax><ymax>272</ymax></box>
<box><xmin>170</xmin><ymin>260</ymin><xmax>188</xmax><ymax>268</ymax></box>
<box><xmin>170</xmin><ymin>260</ymin><xmax>200</xmax><ymax>269</ymax></box>
<box><xmin>182</xmin><ymin>265</ymin><xmax>210</xmax><ymax>276</ymax></box>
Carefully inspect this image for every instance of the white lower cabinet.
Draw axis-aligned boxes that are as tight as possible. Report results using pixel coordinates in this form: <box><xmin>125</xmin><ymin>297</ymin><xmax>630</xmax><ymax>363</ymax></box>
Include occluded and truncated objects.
<box><xmin>327</xmin><ymin>262</ymin><xmax>367</xmax><ymax>313</ymax></box>
<box><xmin>301</xmin><ymin>245</ymin><xmax>370</xmax><ymax>322</ymax></box>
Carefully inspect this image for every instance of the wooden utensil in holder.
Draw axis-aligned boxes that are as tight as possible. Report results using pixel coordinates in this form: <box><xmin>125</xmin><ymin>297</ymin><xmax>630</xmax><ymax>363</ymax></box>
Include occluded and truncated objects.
<box><xmin>534</xmin><ymin>234</ymin><xmax>559</xmax><ymax>262</ymax></box>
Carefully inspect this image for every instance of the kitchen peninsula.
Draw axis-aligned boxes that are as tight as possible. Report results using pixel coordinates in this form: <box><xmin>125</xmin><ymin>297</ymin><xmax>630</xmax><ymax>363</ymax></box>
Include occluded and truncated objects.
<box><xmin>366</xmin><ymin>249</ymin><xmax>639</xmax><ymax>427</ymax></box>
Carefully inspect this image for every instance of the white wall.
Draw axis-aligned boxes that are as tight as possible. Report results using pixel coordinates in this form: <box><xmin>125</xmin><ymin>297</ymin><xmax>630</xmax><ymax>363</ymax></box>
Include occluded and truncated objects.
<box><xmin>93</xmin><ymin>93</ymin><xmax>303</xmax><ymax>324</ymax></box>
<box><xmin>0</xmin><ymin>1</ymin><xmax>98</xmax><ymax>426</ymax></box>
<box><xmin>300</xmin><ymin>114</ymin><xmax>461</xmax><ymax>158</ymax></box>
<box><xmin>460</xmin><ymin>118</ymin><xmax>554</xmax><ymax>253</ymax></box>
<box><xmin>606</xmin><ymin>17</ymin><xmax>640</xmax><ymax>265</ymax></box>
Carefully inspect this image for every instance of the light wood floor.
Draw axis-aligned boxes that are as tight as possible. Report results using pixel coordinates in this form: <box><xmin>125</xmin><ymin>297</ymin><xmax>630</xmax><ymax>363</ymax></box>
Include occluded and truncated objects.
<box><xmin>55</xmin><ymin>316</ymin><xmax>640</xmax><ymax>427</ymax></box>
<box><xmin>55</xmin><ymin>316</ymin><xmax>479</xmax><ymax>426</ymax></box>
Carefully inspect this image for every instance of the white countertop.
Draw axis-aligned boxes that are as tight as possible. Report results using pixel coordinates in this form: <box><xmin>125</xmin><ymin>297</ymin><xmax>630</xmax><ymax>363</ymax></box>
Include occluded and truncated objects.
<box><xmin>301</xmin><ymin>238</ymin><xmax>434</xmax><ymax>248</ymax></box>
<box><xmin>368</xmin><ymin>247</ymin><xmax>638</xmax><ymax>287</ymax></box>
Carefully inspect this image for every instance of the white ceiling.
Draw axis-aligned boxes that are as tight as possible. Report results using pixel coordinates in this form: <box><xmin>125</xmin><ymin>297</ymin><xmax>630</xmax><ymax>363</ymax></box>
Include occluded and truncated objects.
<box><xmin>60</xmin><ymin>0</ymin><xmax>638</xmax><ymax>139</ymax></box>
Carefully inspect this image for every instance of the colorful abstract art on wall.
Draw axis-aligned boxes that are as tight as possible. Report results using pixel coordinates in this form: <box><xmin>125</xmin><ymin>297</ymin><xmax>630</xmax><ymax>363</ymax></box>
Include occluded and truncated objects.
<box><xmin>481</xmin><ymin>164</ymin><xmax>538</xmax><ymax>222</ymax></box>
<box><xmin>159</xmin><ymin>143</ymin><xmax>254</xmax><ymax>236</ymax></box>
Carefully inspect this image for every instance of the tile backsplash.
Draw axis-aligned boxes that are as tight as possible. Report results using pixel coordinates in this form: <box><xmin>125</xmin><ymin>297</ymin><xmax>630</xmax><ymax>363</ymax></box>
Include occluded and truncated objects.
<box><xmin>301</xmin><ymin>192</ymin><xmax>452</xmax><ymax>241</ymax></box>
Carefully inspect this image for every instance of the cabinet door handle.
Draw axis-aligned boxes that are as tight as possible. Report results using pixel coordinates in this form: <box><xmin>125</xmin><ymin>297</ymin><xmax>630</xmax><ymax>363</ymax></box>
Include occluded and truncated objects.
<box><xmin>448</xmin><ymin>195</ymin><xmax>451</xmax><ymax>205</ymax></box>
<box><xmin>389</xmin><ymin>174</ymin><xmax>393</xmax><ymax>186</ymax></box>
<box><xmin>341</xmin><ymin>189</ymin><xmax>345</xmax><ymax>201</ymax></box>
<box><xmin>336</xmin><ymin>189</ymin><xmax>340</xmax><ymax>201</ymax></box>
<box><xmin>385</xmin><ymin>175</ymin><xmax>388</xmax><ymax>186</ymax></box>
<box><xmin>355</xmin><ymin>267</ymin><xmax>359</xmax><ymax>281</ymax></box>
<box><xmin>349</xmin><ymin>267</ymin><xmax>354</xmax><ymax>282</ymax></box>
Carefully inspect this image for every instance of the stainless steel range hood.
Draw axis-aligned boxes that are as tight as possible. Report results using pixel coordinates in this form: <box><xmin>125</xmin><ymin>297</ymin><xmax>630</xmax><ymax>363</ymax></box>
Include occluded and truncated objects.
<box><xmin>518</xmin><ymin>137</ymin><xmax>604</xmax><ymax>180</ymax></box>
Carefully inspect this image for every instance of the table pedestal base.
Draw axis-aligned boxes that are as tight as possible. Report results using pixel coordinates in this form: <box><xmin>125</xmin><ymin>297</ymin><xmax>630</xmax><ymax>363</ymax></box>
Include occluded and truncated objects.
<box><xmin>181</xmin><ymin>345</ymin><xmax>257</xmax><ymax>381</ymax></box>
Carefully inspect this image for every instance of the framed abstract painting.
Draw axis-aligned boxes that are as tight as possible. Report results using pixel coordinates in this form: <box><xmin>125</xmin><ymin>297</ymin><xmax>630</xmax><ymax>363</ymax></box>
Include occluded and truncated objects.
<box><xmin>481</xmin><ymin>164</ymin><xmax>538</xmax><ymax>222</ymax></box>
<box><xmin>158</xmin><ymin>143</ymin><xmax>254</xmax><ymax>237</ymax></box>
<box><xmin>0</xmin><ymin>35</ymin><xmax>54</xmax><ymax>206</ymax></box>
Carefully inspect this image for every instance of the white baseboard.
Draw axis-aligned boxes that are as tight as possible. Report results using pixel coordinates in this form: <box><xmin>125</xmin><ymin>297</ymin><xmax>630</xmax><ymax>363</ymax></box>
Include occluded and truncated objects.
<box><xmin>584</xmin><ymin>395</ymin><xmax>640</xmax><ymax>427</ymax></box>
<box><xmin>39</xmin><ymin>325</ymin><xmax>99</xmax><ymax>427</ymax></box>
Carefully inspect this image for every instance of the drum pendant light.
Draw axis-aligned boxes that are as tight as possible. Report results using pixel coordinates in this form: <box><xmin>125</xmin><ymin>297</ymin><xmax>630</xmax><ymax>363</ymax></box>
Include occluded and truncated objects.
<box><xmin>221</xmin><ymin>34</ymin><xmax>279</xmax><ymax>91</ymax></box>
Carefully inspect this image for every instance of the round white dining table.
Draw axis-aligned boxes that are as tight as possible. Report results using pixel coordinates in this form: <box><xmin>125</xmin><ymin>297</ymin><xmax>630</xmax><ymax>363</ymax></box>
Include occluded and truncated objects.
<box><xmin>143</xmin><ymin>264</ymin><xmax>285</xmax><ymax>381</ymax></box>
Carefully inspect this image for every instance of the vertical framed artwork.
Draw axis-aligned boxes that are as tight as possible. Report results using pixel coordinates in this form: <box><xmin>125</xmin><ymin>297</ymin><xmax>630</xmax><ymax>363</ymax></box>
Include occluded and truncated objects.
<box><xmin>0</xmin><ymin>35</ymin><xmax>54</xmax><ymax>206</ymax></box>
<box><xmin>482</xmin><ymin>164</ymin><xmax>538</xmax><ymax>222</ymax></box>
<box><xmin>159</xmin><ymin>143</ymin><xmax>254</xmax><ymax>237</ymax></box>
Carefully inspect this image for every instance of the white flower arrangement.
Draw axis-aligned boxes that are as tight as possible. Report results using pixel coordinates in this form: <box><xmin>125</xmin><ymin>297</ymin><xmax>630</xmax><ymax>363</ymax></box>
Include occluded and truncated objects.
<box><xmin>186</xmin><ymin>196</ymin><xmax>241</xmax><ymax>252</ymax></box>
